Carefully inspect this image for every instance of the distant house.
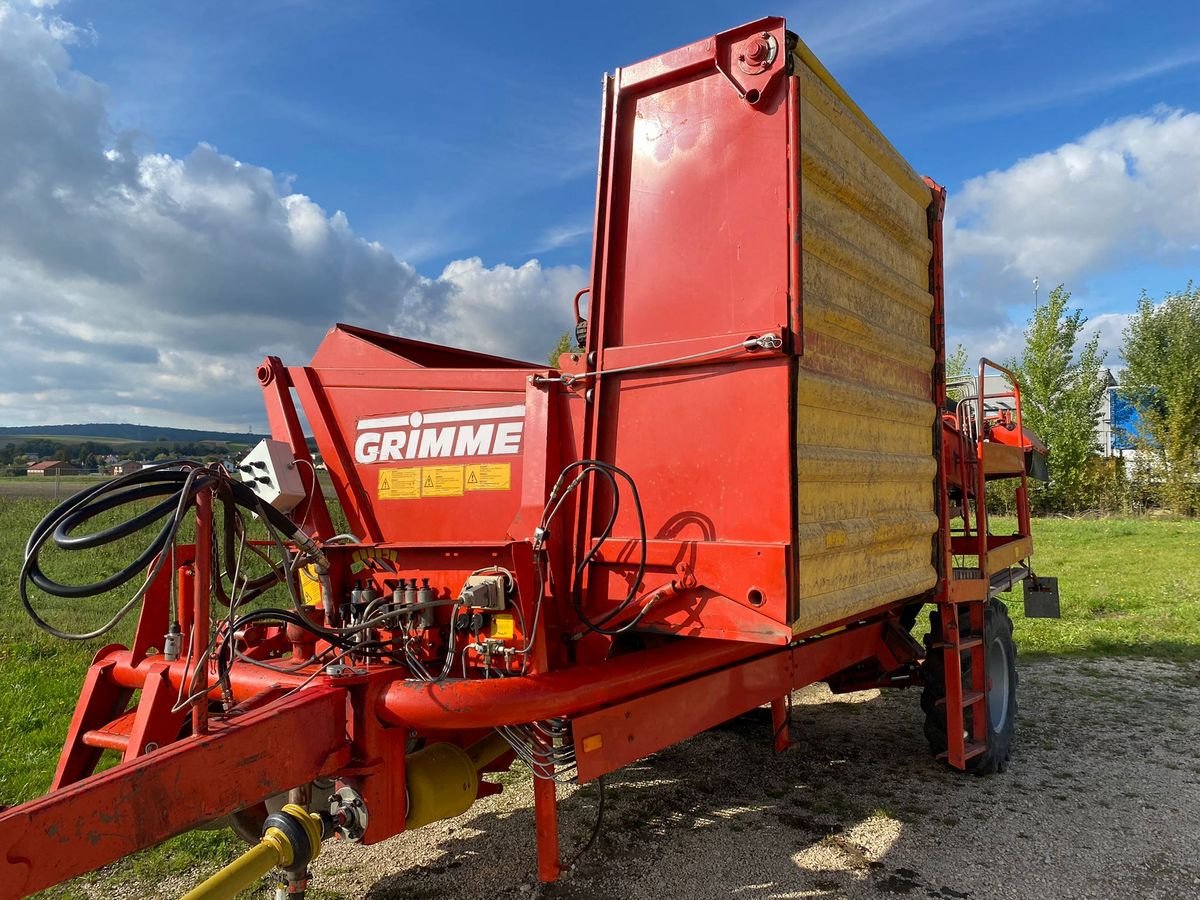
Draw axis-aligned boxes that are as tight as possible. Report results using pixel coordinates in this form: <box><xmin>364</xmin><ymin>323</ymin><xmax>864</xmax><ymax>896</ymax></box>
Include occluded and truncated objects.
<box><xmin>111</xmin><ymin>460</ymin><xmax>143</xmax><ymax>476</ymax></box>
<box><xmin>27</xmin><ymin>460</ymin><xmax>82</xmax><ymax>477</ymax></box>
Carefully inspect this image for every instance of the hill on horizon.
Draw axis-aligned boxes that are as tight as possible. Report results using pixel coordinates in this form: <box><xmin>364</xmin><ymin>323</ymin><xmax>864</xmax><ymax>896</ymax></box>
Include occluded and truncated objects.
<box><xmin>0</xmin><ymin>423</ymin><xmax>269</xmax><ymax>444</ymax></box>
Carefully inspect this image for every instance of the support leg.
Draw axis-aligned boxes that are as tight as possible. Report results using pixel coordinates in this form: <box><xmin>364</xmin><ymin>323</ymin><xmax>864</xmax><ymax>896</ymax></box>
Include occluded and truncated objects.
<box><xmin>123</xmin><ymin>663</ymin><xmax>187</xmax><ymax>761</ymax></box>
<box><xmin>770</xmin><ymin>696</ymin><xmax>791</xmax><ymax>753</ymax></box>
<box><xmin>51</xmin><ymin>660</ymin><xmax>133</xmax><ymax>790</ymax></box>
<box><xmin>533</xmin><ymin>776</ymin><xmax>561</xmax><ymax>882</ymax></box>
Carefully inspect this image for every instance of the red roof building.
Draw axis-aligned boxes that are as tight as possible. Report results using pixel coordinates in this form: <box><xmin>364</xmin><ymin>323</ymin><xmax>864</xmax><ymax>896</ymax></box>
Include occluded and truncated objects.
<box><xmin>26</xmin><ymin>460</ymin><xmax>82</xmax><ymax>476</ymax></box>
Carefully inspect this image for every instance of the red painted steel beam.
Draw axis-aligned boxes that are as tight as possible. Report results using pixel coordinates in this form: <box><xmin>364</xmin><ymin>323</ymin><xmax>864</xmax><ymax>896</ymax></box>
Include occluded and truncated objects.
<box><xmin>379</xmin><ymin>639</ymin><xmax>764</xmax><ymax>730</ymax></box>
<box><xmin>573</xmin><ymin>623</ymin><xmax>882</xmax><ymax>781</ymax></box>
<box><xmin>107</xmin><ymin>649</ymin><xmax>307</xmax><ymax>700</ymax></box>
<box><xmin>0</xmin><ymin>687</ymin><xmax>350</xmax><ymax>898</ymax></box>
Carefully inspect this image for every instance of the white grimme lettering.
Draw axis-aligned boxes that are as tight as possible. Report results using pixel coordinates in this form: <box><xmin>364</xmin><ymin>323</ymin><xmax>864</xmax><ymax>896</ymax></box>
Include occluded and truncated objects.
<box><xmin>355</xmin><ymin>432</ymin><xmax>381</xmax><ymax>463</ymax></box>
<box><xmin>353</xmin><ymin>414</ymin><xmax>526</xmax><ymax>463</ymax></box>
<box><xmin>493</xmin><ymin>421</ymin><xmax>523</xmax><ymax>455</ymax></box>
<box><xmin>381</xmin><ymin>432</ymin><xmax>406</xmax><ymax>461</ymax></box>
<box><xmin>417</xmin><ymin>427</ymin><xmax>454</xmax><ymax>458</ymax></box>
<box><xmin>453</xmin><ymin>424</ymin><xmax>494</xmax><ymax>456</ymax></box>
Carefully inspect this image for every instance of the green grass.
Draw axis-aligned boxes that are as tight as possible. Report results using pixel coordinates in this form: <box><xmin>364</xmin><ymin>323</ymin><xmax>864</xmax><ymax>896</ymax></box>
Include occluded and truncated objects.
<box><xmin>0</xmin><ymin>495</ymin><xmax>249</xmax><ymax>896</ymax></box>
<box><xmin>0</xmin><ymin>476</ymin><xmax>114</xmax><ymax>499</ymax></box>
<box><xmin>0</xmin><ymin>496</ymin><xmax>1197</xmax><ymax>895</ymax></box>
<box><xmin>1000</xmin><ymin>516</ymin><xmax>1200</xmax><ymax>659</ymax></box>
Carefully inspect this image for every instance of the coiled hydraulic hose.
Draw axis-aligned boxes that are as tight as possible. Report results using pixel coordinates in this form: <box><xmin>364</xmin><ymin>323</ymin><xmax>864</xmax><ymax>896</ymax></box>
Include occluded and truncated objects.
<box><xmin>19</xmin><ymin>460</ymin><xmax>300</xmax><ymax>641</ymax></box>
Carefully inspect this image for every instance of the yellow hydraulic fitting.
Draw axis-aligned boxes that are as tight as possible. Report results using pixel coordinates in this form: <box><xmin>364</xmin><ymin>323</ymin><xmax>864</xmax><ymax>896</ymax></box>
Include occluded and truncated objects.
<box><xmin>405</xmin><ymin>732</ymin><xmax>510</xmax><ymax>829</ymax></box>
<box><xmin>181</xmin><ymin>803</ymin><xmax>324</xmax><ymax>900</ymax></box>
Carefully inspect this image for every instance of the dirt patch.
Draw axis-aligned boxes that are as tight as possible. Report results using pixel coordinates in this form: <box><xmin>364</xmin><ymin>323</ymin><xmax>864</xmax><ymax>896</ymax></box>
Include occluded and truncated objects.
<box><xmin>157</xmin><ymin>657</ymin><xmax>1200</xmax><ymax>898</ymax></box>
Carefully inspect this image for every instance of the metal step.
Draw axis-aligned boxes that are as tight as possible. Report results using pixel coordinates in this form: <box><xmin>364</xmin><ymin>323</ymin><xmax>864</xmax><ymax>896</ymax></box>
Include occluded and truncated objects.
<box><xmin>932</xmin><ymin>636</ymin><xmax>982</xmax><ymax>650</ymax></box>
<box><xmin>938</xmin><ymin>740</ymin><xmax>987</xmax><ymax>763</ymax></box>
<box><xmin>82</xmin><ymin>711</ymin><xmax>135</xmax><ymax>751</ymax></box>
<box><xmin>952</xmin><ymin>564</ymin><xmax>1031</xmax><ymax>599</ymax></box>
<box><xmin>936</xmin><ymin>689</ymin><xmax>985</xmax><ymax>709</ymax></box>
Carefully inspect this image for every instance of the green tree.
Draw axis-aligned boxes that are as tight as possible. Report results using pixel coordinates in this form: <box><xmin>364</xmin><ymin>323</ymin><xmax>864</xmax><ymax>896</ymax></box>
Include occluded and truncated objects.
<box><xmin>1009</xmin><ymin>285</ymin><xmax>1107</xmax><ymax>513</ymax></box>
<box><xmin>946</xmin><ymin>343</ymin><xmax>970</xmax><ymax>403</ymax></box>
<box><xmin>946</xmin><ymin>343</ymin><xmax>969</xmax><ymax>379</ymax></box>
<box><xmin>1122</xmin><ymin>283</ymin><xmax>1200</xmax><ymax>515</ymax></box>
<box><xmin>548</xmin><ymin>331</ymin><xmax>573</xmax><ymax>367</ymax></box>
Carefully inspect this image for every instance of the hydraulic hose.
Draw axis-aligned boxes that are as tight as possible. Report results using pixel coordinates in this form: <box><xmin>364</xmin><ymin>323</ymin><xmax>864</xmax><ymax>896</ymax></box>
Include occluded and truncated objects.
<box><xmin>18</xmin><ymin>460</ymin><xmax>303</xmax><ymax>641</ymax></box>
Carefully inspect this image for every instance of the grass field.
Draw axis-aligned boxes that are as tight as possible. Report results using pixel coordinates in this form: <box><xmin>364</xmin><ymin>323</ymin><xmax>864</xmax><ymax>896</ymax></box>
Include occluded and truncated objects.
<box><xmin>0</xmin><ymin>493</ymin><xmax>1196</xmax><ymax>896</ymax></box>
<box><xmin>0</xmin><ymin>476</ymin><xmax>114</xmax><ymax>499</ymax></box>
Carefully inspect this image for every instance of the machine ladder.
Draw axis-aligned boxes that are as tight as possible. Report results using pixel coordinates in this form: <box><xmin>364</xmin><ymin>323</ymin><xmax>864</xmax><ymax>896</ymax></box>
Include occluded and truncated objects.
<box><xmin>936</xmin><ymin>359</ymin><xmax>1033</xmax><ymax>769</ymax></box>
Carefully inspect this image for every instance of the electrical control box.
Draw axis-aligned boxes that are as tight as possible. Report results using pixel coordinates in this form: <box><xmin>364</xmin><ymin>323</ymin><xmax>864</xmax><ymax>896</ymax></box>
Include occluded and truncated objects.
<box><xmin>461</xmin><ymin>574</ymin><xmax>507</xmax><ymax>611</ymax></box>
<box><xmin>238</xmin><ymin>439</ymin><xmax>306</xmax><ymax>513</ymax></box>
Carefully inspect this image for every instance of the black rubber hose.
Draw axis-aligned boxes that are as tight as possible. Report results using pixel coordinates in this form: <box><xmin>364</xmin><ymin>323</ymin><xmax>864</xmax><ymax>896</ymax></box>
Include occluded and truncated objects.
<box><xmin>25</xmin><ymin>473</ymin><xmax>209</xmax><ymax>599</ymax></box>
<box><xmin>51</xmin><ymin>482</ymin><xmax>183</xmax><ymax>550</ymax></box>
<box><xmin>18</xmin><ymin>460</ymin><xmax>304</xmax><ymax>641</ymax></box>
<box><xmin>24</xmin><ymin>469</ymin><xmax>187</xmax><ymax>557</ymax></box>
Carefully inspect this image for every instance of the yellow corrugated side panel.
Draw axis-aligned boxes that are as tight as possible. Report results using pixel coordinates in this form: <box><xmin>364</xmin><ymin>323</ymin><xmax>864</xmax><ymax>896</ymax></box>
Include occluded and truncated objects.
<box><xmin>791</xmin><ymin>43</ymin><xmax>938</xmax><ymax>636</ymax></box>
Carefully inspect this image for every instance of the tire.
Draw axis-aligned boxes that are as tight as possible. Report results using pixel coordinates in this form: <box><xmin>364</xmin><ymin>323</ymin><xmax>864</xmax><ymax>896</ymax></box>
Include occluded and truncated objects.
<box><xmin>920</xmin><ymin>599</ymin><xmax>1018</xmax><ymax>774</ymax></box>
<box><xmin>898</xmin><ymin>601</ymin><xmax>924</xmax><ymax>633</ymax></box>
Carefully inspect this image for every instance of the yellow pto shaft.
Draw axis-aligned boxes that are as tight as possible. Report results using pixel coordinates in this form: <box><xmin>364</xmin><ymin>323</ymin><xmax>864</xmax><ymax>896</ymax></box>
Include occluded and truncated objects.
<box><xmin>181</xmin><ymin>804</ymin><xmax>324</xmax><ymax>900</ymax></box>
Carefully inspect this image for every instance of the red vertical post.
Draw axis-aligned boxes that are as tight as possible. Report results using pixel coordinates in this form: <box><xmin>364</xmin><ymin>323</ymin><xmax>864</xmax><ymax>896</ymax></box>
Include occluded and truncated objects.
<box><xmin>533</xmin><ymin>777</ymin><xmax>561</xmax><ymax>882</ymax></box>
<box><xmin>177</xmin><ymin>564</ymin><xmax>194</xmax><ymax>635</ymax></box>
<box><xmin>770</xmin><ymin>696</ymin><xmax>790</xmax><ymax>753</ymax></box>
<box><xmin>192</xmin><ymin>488</ymin><xmax>212</xmax><ymax>736</ymax></box>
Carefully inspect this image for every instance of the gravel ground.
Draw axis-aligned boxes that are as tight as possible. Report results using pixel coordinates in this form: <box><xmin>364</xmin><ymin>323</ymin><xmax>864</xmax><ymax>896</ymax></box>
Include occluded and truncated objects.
<box><xmin>284</xmin><ymin>656</ymin><xmax>1200</xmax><ymax>900</ymax></box>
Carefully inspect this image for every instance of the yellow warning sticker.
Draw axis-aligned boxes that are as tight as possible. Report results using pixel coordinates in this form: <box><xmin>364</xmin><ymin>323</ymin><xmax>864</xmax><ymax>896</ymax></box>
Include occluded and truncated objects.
<box><xmin>422</xmin><ymin>464</ymin><xmax>466</xmax><ymax>497</ymax></box>
<box><xmin>378</xmin><ymin>464</ymin><xmax>506</xmax><ymax>499</ymax></box>
<box><xmin>465</xmin><ymin>463</ymin><xmax>512</xmax><ymax>492</ymax></box>
<box><xmin>491</xmin><ymin>613</ymin><xmax>515</xmax><ymax>639</ymax></box>
<box><xmin>297</xmin><ymin>564</ymin><xmax>323</xmax><ymax>607</ymax></box>
<box><xmin>379</xmin><ymin>467</ymin><xmax>421</xmax><ymax>500</ymax></box>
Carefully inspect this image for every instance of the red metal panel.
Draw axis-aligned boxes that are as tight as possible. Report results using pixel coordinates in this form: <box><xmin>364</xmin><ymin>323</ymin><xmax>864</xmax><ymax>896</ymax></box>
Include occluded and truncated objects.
<box><xmin>579</xmin><ymin>18</ymin><xmax>798</xmax><ymax>644</ymax></box>
<box><xmin>604</xmin><ymin>23</ymin><xmax>790</xmax><ymax>347</ymax></box>
<box><xmin>291</xmin><ymin>326</ymin><xmax>547</xmax><ymax>545</ymax></box>
<box><xmin>259</xmin><ymin>355</ymin><xmax>334</xmax><ymax>539</ymax></box>
<box><xmin>0</xmin><ymin>687</ymin><xmax>350</xmax><ymax>898</ymax></box>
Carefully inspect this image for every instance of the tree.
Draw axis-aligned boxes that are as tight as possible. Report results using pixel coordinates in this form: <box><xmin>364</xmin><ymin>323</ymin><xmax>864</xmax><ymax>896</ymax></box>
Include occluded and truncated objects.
<box><xmin>946</xmin><ymin>343</ymin><xmax>970</xmax><ymax>379</ymax></box>
<box><xmin>1009</xmin><ymin>285</ymin><xmax>1107</xmax><ymax>513</ymax></box>
<box><xmin>946</xmin><ymin>343</ymin><xmax>970</xmax><ymax>403</ymax></box>
<box><xmin>1122</xmin><ymin>283</ymin><xmax>1200</xmax><ymax>515</ymax></box>
<box><xmin>547</xmin><ymin>331</ymin><xmax>573</xmax><ymax>367</ymax></box>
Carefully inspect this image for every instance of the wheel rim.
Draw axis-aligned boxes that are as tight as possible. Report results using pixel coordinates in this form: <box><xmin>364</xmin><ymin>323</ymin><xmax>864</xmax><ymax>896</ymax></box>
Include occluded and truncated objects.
<box><xmin>986</xmin><ymin>634</ymin><xmax>1010</xmax><ymax>730</ymax></box>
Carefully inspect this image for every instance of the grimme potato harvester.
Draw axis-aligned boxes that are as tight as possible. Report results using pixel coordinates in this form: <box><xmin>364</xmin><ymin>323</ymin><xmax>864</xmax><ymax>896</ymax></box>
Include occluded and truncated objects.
<box><xmin>0</xmin><ymin>17</ymin><xmax>1058</xmax><ymax>899</ymax></box>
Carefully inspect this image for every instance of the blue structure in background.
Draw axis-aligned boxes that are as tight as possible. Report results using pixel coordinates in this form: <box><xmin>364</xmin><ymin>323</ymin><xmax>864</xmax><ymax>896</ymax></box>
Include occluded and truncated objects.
<box><xmin>1109</xmin><ymin>390</ymin><xmax>1142</xmax><ymax>451</ymax></box>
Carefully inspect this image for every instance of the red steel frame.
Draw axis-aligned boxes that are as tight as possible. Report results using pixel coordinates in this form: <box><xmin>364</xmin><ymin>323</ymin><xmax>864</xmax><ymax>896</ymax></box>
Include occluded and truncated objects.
<box><xmin>0</xmin><ymin>16</ymin><xmax>1033</xmax><ymax>897</ymax></box>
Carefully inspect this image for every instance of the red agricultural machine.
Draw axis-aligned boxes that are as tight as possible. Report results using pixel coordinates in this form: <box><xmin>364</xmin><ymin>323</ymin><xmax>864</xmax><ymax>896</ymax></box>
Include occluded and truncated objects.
<box><xmin>0</xmin><ymin>17</ymin><xmax>1058</xmax><ymax>899</ymax></box>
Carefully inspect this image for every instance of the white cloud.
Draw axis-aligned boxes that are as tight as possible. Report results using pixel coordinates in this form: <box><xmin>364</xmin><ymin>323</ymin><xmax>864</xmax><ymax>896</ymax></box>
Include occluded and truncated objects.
<box><xmin>944</xmin><ymin>108</ymin><xmax>1200</xmax><ymax>360</ymax></box>
<box><xmin>533</xmin><ymin>222</ymin><xmax>592</xmax><ymax>253</ymax></box>
<box><xmin>0</xmin><ymin>3</ymin><xmax>578</xmax><ymax>429</ymax></box>
<box><xmin>428</xmin><ymin>258</ymin><xmax>584</xmax><ymax>362</ymax></box>
<box><xmin>945</xmin><ymin>46</ymin><xmax>1200</xmax><ymax>122</ymax></box>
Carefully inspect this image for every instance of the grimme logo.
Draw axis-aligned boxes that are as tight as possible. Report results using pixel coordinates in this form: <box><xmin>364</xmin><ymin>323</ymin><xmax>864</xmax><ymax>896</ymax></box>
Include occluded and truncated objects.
<box><xmin>354</xmin><ymin>405</ymin><xmax>525</xmax><ymax>464</ymax></box>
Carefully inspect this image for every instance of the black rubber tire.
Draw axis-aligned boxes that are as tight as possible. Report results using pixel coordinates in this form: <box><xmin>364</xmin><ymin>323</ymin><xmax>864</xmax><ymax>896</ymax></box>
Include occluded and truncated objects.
<box><xmin>898</xmin><ymin>601</ymin><xmax>924</xmax><ymax>633</ymax></box>
<box><xmin>920</xmin><ymin>599</ymin><xmax>1018</xmax><ymax>774</ymax></box>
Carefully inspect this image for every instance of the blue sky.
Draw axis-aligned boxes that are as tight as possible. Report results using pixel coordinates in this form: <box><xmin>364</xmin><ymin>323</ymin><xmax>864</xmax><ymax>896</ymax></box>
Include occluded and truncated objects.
<box><xmin>0</xmin><ymin>0</ymin><xmax>1198</xmax><ymax>428</ymax></box>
